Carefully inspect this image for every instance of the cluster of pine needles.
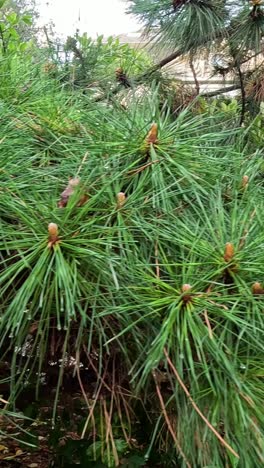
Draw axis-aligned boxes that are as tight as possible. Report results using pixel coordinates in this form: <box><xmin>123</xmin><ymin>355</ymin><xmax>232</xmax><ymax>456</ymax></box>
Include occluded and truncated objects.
<box><xmin>0</xmin><ymin>55</ymin><xmax>263</xmax><ymax>467</ymax></box>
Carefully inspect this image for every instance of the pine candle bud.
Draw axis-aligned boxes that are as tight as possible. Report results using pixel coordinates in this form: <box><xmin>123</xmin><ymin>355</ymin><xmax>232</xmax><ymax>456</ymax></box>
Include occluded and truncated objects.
<box><xmin>252</xmin><ymin>282</ymin><xmax>264</xmax><ymax>295</ymax></box>
<box><xmin>146</xmin><ymin>123</ymin><xmax>158</xmax><ymax>145</ymax></box>
<box><xmin>48</xmin><ymin>223</ymin><xmax>59</xmax><ymax>243</ymax></box>
<box><xmin>224</xmin><ymin>242</ymin><xmax>235</xmax><ymax>262</ymax></box>
<box><xmin>115</xmin><ymin>67</ymin><xmax>124</xmax><ymax>81</ymax></box>
<box><xmin>242</xmin><ymin>175</ymin><xmax>249</xmax><ymax>189</ymax></box>
<box><xmin>58</xmin><ymin>177</ymin><xmax>80</xmax><ymax>208</ymax></box>
<box><xmin>117</xmin><ymin>192</ymin><xmax>126</xmax><ymax>209</ymax></box>
<box><xmin>69</xmin><ymin>177</ymin><xmax>80</xmax><ymax>188</ymax></box>
<box><xmin>182</xmin><ymin>284</ymin><xmax>192</xmax><ymax>303</ymax></box>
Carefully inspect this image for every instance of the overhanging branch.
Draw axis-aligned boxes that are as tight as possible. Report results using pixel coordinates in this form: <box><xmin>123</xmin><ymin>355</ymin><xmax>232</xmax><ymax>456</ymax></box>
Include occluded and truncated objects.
<box><xmin>201</xmin><ymin>84</ymin><xmax>240</xmax><ymax>98</ymax></box>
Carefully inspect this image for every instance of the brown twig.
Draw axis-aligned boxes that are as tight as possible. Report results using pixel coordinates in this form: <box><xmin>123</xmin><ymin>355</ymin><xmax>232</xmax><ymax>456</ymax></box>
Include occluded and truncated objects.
<box><xmin>76</xmin><ymin>151</ymin><xmax>89</xmax><ymax>177</ymax></box>
<box><xmin>106</xmin><ymin>358</ymin><xmax>115</xmax><ymax>444</ymax></box>
<box><xmin>127</xmin><ymin>159</ymin><xmax>160</xmax><ymax>175</ymax></box>
<box><xmin>83</xmin><ymin>346</ymin><xmax>112</xmax><ymax>393</ymax></box>
<box><xmin>204</xmin><ymin>310</ymin><xmax>213</xmax><ymax>339</ymax></box>
<box><xmin>201</xmin><ymin>84</ymin><xmax>241</xmax><ymax>98</ymax></box>
<box><xmin>75</xmin><ymin>350</ymin><xmax>90</xmax><ymax>409</ymax></box>
<box><xmin>43</xmin><ymin>26</ymin><xmax>53</xmax><ymax>49</ymax></box>
<box><xmin>164</xmin><ymin>348</ymin><xmax>240</xmax><ymax>460</ymax></box>
<box><xmin>115</xmin><ymin>392</ymin><xmax>131</xmax><ymax>446</ymax></box>
<box><xmin>103</xmin><ymin>399</ymin><xmax>119</xmax><ymax>467</ymax></box>
<box><xmin>152</xmin><ymin>371</ymin><xmax>192</xmax><ymax>467</ymax></box>
<box><xmin>0</xmin><ymin>397</ymin><xmax>9</xmax><ymax>405</ymax></box>
<box><xmin>81</xmin><ymin>359</ymin><xmax>109</xmax><ymax>439</ymax></box>
<box><xmin>189</xmin><ymin>54</ymin><xmax>200</xmax><ymax>95</ymax></box>
<box><xmin>208</xmin><ymin>300</ymin><xmax>228</xmax><ymax>311</ymax></box>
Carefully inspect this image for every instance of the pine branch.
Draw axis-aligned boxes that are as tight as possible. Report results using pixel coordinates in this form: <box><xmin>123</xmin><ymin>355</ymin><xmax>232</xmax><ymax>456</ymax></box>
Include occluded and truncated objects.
<box><xmin>189</xmin><ymin>54</ymin><xmax>200</xmax><ymax>95</ymax></box>
<box><xmin>237</xmin><ymin>65</ymin><xmax>246</xmax><ymax>125</ymax></box>
<box><xmin>201</xmin><ymin>84</ymin><xmax>241</xmax><ymax>97</ymax></box>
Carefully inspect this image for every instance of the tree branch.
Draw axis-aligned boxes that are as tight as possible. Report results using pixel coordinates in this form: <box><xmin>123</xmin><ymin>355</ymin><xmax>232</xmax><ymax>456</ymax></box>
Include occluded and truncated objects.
<box><xmin>145</xmin><ymin>26</ymin><xmax>231</xmax><ymax>74</ymax></box>
<box><xmin>189</xmin><ymin>54</ymin><xmax>200</xmax><ymax>95</ymax></box>
<box><xmin>236</xmin><ymin>65</ymin><xmax>246</xmax><ymax>125</ymax></box>
<box><xmin>201</xmin><ymin>84</ymin><xmax>240</xmax><ymax>98</ymax></box>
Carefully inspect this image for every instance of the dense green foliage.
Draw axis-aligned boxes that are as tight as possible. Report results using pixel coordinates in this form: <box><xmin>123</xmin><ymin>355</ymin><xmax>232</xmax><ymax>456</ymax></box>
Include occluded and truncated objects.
<box><xmin>128</xmin><ymin>0</ymin><xmax>264</xmax><ymax>55</ymax></box>
<box><xmin>63</xmin><ymin>33</ymin><xmax>152</xmax><ymax>88</ymax></box>
<box><xmin>0</xmin><ymin>1</ymin><xmax>264</xmax><ymax>467</ymax></box>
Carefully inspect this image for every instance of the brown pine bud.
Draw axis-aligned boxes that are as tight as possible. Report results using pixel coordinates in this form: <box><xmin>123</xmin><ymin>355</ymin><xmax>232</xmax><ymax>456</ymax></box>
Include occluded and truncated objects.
<box><xmin>77</xmin><ymin>193</ymin><xmax>89</xmax><ymax>207</ymax></box>
<box><xmin>224</xmin><ymin>242</ymin><xmax>235</xmax><ymax>262</ymax></box>
<box><xmin>146</xmin><ymin>123</ymin><xmax>158</xmax><ymax>145</ymax></box>
<box><xmin>69</xmin><ymin>177</ymin><xmax>80</xmax><ymax>188</ymax></box>
<box><xmin>115</xmin><ymin>67</ymin><xmax>123</xmax><ymax>76</ymax></box>
<box><xmin>48</xmin><ymin>223</ymin><xmax>58</xmax><ymax>237</ymax></box>
<box><xmin>252</xmin><ymin>282</ymin><xmax>264</xmax><ymax>295</ymax></box>
<box><xmin>181</xmin><ymin>284</ymin><xmax>192</xmax><ymax>303</ymax></box>
<box><xmin>115</xmin><ymin>67</ymin><xmax>130</xmax><ymax>87</ymax></box>
<box><xmin>242</xmin><ymin>175</ymin><xmax>249</xmax><ymax>189</ymax></box>
<box><xmin>58</xmin><ymin>177</ymin><xmax>80</xmax><ymax>208</ymax></box>
<box><xmin>48</xmin><ymin>223</ymin><xmax>59</xmax><ymax>247</ymax></box>
<box><xmin>116</xmin><ymin>192</ymin><xmax>126</xmax><ymax>209</ymax></box>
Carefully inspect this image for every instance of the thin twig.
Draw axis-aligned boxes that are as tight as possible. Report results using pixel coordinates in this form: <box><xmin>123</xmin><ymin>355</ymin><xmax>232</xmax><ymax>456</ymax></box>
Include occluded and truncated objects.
<box><xmin>81</xmin><ymin>359</ymin><xmax>109</xmax><ymax>439</ymax></box>
<box><xmin>152</xmin><ymin>371</ymin><xmax>192</xmax><ymax>468</ymax></box>
<box><xmin>208</xmin><ymin>300</ymin><xmax>228</xmax><ymax>311</ymax></box>
<box><xmin>83</xmin><ymin>345</ymin><xmax>112</xmax><ymax>392</ymax></box>
<box><xmin>43</xmin><ymin>26</ymin><xmax>53</xmax><ymax>49</ymax></box>
<box><xmin>164</xmin><ymin>349</ymin><xmax>240</xmax><ymax>460</ymax></box>
<box><xmin>106</xmin><ymin>357</ymin><xmax>115</xmax><ymax>445</ymax></box>
<box><xmin>115</xmin><ymin>392</ymin><xmax>131</xmax><ymax>446</ymax></box>
<box><xmin>127</xmin><ymin>159</ymin><xmax>160</xmax><ymax>175</ymax></box>
<box><xmin>76</xmin><ymin>152</ymin><xmax>89</xmax><ymax>177</ymax></box>
<box><xmin>103</xmin><ymin>399</ymin><xmax>119</xmax><ymax>467</ymax></box>
<box><xmin>189</xmin><ymin>54</ymin><xmax>200</xmax><ymax>95</ymax></box>
<box><xmin>203</xmin><ymin>310</ymin><xmax>213</xmax><ymax>340</ymax></box>
<box><xmin>0</xmin><ymin>397</ymin><xmax>9</xmax><ymax>405</ymax></box>
<box><xmin>75</xmin><ymin>350</ymin><xmax>90</xmax><ymax>409</ymax></box>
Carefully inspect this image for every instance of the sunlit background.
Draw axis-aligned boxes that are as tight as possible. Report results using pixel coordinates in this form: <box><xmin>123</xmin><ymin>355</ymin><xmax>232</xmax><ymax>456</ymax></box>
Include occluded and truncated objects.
<box><xmin>37</xmin><ymin>0</ymin><xmax>141</xmax><ymax>37</ymax></box>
